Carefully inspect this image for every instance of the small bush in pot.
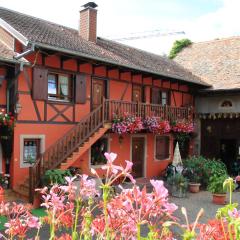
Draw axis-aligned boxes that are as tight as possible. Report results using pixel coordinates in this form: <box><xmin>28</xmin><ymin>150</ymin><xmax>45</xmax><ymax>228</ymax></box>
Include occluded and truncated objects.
<box><xmin>167</xmin><ymin>173</ymin><xmax>188</xmax><ymax>198</ymax></box>
<box><xmin>183</xmin><ymin>156</ymin><xmax>205</xmax><ymax>192</ymax></box>
<box><xmin>202</xmin><ymin>158</ymin><xmax>227</xmax><ymax>187</ymax></box>
<box><xmin>207</xmin><ymin>174</ymin><xmax>228</xmax><ymax>205</ymax></box>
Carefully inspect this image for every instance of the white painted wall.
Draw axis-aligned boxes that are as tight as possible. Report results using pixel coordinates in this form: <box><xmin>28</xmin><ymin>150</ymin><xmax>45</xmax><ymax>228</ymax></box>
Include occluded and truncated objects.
<box><xmin>196</xmin><ymin>95</ymin><xmax>240</xmax><ymax>113</ymax></box>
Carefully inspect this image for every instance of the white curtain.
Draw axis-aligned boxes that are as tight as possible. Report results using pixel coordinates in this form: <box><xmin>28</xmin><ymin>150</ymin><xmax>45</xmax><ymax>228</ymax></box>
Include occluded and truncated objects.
<box><xmin>59</xmin><ymin>75</ymin><xmax>68</xmax><ymax>96</ymax></box>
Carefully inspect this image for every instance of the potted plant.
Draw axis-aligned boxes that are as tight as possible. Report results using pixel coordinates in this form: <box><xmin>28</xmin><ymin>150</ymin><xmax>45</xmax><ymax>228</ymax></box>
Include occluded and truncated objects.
<box><xmin>167</xmin><ymin>173</ymin><xmax>188</xmax><ymax>198</ymax></box>
<box><xmin>183</xmin><ymin>156</ymin><xmax>204</xmax><ymax>193</ymax></box>
<box><xmin>207</xmin><ymin>174</ymin><xmax>228</xmax><ymax>205</ymax></box>
<box><xmin>188</xmin><ymin>175</ymin><xmax>201</xmax><ymax>193</ymax></box>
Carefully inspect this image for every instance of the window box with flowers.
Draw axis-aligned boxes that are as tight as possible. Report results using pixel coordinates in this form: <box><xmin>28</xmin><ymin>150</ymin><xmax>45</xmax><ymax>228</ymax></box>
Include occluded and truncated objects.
<box><xmin>171</xmin><ymin>119</ymin><xmax>194</xmax><ymax>156</ymax></box>
<box><xmin>0</xmin><ymin>109</ymin><xmax>15</xmax><ymax>174</ymax></box>
<box><xmin>111</xmin><ymin>113</ymin><xmax>144</xmax><ymax>134</ymax></box>
<box><xmin>143</xmin><ymin>117</ymin><xmax>170</xmax><ymax>134</ymax></box>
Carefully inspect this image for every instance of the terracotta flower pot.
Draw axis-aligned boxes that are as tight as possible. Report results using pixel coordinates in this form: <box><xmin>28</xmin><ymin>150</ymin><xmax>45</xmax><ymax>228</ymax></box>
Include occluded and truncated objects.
<box><xmin>212</xmin><ymin>193</ymin><xmax>226</xmax><ymax>205</ymax></box>
<box><xmin>189</xmin><ymin>183</ymin><xmax>201</xmax><ymax>193</ymax></box>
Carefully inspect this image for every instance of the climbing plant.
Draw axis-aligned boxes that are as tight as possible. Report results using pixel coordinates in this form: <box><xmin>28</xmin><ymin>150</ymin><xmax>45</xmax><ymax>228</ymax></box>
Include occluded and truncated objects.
<box><xmin>169</xmin><ymin>38</ymin><xmax>192</xmax><ymax>59</ymax></box>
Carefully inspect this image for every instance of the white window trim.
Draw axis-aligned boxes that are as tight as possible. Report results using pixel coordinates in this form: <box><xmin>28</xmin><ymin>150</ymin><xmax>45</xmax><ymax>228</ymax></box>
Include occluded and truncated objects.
<box><xmin>20</xmin><ymin>135</ymin><xmax>45</xmax><ymax>168</ymax></box>
<box><xmin>154</xmin><ymin>134</ymin><xmax>171</xmax><ymax>161</ymax></box>
<box><xmin>130</xmin><ymin>135</ymin><xmax>147</xmax><ymax>178</ymax></box>
<box><xmin>89</xmin><ymin>134</ymin><xmax>110</xmax><ymax>169</ymax></box>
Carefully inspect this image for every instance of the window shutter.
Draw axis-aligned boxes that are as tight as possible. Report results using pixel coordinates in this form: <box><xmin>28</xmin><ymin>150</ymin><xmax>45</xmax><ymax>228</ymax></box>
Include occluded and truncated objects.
<box><xmin>75</xmin><ymin>73</ymin><xmax>87</xmax><ymax>104</ymax></box>
<box><xmin>155</xmin><ymin>136</ymin><xmax>170</xmax><ymax>160</ymax></box>
<box><xmin>32</xmin><ymin>67</ymin><xmax>48</xmax><ymax>100</ymax></box>
<box><xmin>151</xmin><ymin>88</ymin><xmax>160</xmax><ymax>104</ymax></box>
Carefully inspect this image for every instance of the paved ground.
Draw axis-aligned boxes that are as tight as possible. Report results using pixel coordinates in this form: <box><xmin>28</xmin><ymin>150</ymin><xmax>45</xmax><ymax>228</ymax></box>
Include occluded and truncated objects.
<box><xmin>170</xmin><ymin>191</ymin><xmax>240</xmax><ymax>224</ymax></box>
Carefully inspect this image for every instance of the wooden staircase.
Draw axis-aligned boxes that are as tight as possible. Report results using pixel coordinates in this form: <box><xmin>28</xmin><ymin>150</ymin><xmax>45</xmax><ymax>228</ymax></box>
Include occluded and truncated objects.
<box><xmin>60</xmin><ymin>123</ymin><xmax>111</xmax><ymax>170</ymax></box>
<box><xmin>15</xmin><ymin>102</ymin><xmax>109</xmax><ymax>203</ymax></box>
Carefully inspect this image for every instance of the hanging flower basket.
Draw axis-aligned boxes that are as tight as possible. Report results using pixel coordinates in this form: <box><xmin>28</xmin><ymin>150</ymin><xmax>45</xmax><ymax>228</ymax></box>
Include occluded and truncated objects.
<box><xmin>171</xmin><ymin>120</ymin><xmax>194</xmax><ymax>153</ymax></box>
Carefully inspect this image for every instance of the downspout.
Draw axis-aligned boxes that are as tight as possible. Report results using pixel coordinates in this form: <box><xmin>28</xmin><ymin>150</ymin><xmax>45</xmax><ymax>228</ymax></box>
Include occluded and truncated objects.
<box><xmin>13</xmin><ymin>43</ymin><xmax>35</xmax><ymax>60</ymax></box>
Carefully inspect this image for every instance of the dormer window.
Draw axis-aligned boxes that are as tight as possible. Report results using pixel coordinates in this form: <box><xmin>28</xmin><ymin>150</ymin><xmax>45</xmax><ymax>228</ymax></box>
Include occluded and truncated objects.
<box><xmin>48</xmin><ymin>73</ymin><xmax>72</xmax><ymax>101</ymax></box>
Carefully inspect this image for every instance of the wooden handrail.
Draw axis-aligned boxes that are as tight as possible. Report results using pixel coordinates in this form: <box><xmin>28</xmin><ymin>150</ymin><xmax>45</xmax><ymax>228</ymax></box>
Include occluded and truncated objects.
<box><xmin>104</xmin><ymin>99</ymin><xmax>193</xmax><ymax>122</ymax></box>
<box><xmin>29</xmin><ymin>98</ymin><xmax>193</xmax><ymax>202</ymax></box>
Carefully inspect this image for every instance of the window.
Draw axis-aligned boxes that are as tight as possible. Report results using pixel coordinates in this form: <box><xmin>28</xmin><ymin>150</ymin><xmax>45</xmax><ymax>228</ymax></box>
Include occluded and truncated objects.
<box><xmin>151</xmin><ymin>88</ymin><xmax>169</xmax><ymax>105</ymax></box>
<box><xmin>91</xmin><ymin>137</ymin><xmax>109</xmax><ymax>166</ymax></box>
<box><xmin>155</xmin><ymin>136</ymin><xmax>170</xmax><ymax>160</ymax></box>
<box><xmin>48</xmin><ymin>73</ymin><xmax>72</xmax><ymax>101</ymax></box>
<box><xmin>20</xmin><ymin>135</ymin><xmax>45</xmax><ymax>168</ymax></box>
<box><xmin>220</xmin><ymin>100</ymin><xmax>233</xmax><ymax>108</ymax></box>
<box><xmin>23</xmin><ymin>139</ymin><xmax>40</xmax><ymax>164</ymax></box>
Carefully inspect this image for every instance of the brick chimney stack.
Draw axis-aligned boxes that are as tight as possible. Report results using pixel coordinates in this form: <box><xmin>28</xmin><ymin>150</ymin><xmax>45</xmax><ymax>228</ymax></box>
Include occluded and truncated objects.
<box><xmin>79</xmin><ymin>2</ymin><xmax>98</xmax><ymax>42</ymax></box>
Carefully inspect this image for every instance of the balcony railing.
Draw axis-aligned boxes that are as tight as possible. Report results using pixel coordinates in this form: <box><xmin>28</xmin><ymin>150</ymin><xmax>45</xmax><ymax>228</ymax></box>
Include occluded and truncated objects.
<box><xmin>104</xmin><ymin>99</ymin><xmax>193</xmax><ymax>122</ymax></box>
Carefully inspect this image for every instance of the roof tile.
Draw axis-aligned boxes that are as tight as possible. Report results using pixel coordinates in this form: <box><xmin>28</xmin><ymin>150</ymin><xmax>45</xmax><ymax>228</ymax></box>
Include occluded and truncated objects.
<box><xmin>0</xmin><ymin>7</ymin><xmax>208</xmax><ymax>86</ymax></box>
<box><xmin>175</xmin><ymin>37</ymin><xmax>240</xmax><ymax>90</ymax></box>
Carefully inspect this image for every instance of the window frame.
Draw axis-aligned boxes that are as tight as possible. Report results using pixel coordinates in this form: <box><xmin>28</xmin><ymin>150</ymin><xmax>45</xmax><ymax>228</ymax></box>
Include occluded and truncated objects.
<box><xmin>154</xmin><ymin>135</ymin><xmax>170</xmax><ymax>161</ymax></box>
<box><xmin>23</xmin><ymin>138</ymin><xmax>41</xmax><ymax>164</ymax></box>
<box><xmin>151</xmin><ymin>87</ymin><xmax>170</xmax><ymax>105</ymax></box>
<box><xmin>20</xmin><ymin>135</ymin><xmax>45</xmax><ymax>168</ymax></box>
<box><xmin>47</xmin><ymin>72</ymin><xmax>73</xmax><ymax>102</ymax></box>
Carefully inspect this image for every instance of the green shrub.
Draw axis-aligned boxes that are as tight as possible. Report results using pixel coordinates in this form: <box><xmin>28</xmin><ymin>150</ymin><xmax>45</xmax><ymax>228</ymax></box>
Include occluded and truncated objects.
<box><xmin>183</xmin><ymin>156</ymin><xmax>207</xmax><ymax>184</ymax></box>
<box><xmin>167</xmin><ymin>173</ymin><xmax>188</xmax><ymax>189</ymax></box>
<box><xmin>42</xmin><ymin>169</ymin><xmax>72</xmax><ymax>186</ymax></box>
<box><xmin>207</xmin><ymin>174</ymin><xmax>228</xmax><ymax>194</ymax></box>
<box><xmin>183</xmin><ymin>156</ymin><xmax>228</xmax><ymax>188</ymax></box>
<box><xmin>169</xmin><ymin>38</ymin><xmax>192</xmax><ymax>59</ymax></box>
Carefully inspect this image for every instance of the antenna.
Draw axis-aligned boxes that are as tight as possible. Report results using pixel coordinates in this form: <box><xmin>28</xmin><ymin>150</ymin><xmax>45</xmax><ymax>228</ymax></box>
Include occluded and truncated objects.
<box><xmin>109</xmin><ymin>30</ymin><xmax>185</xmax><ymax>41</ymax></box>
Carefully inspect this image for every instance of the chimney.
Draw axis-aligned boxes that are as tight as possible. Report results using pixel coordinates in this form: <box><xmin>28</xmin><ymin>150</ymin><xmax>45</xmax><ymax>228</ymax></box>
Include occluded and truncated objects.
<box><xmin>79</xmin><ymin>2</ymin><xmax>98</xmax><ymax>42</ymax></box>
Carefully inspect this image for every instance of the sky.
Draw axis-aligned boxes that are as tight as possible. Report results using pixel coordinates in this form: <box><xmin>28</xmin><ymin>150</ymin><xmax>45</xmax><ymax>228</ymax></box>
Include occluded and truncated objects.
<box><xmin>0</xmin><ymin>0</ymin><xmax>239</xmax><ymax>55</ymax></box>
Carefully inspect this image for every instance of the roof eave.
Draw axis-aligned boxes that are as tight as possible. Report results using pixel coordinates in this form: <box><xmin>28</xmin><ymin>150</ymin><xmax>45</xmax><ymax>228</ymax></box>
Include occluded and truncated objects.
<box><xmin>33</xmin><ymin>42</ymin><xmax>209</xmax><ymax>87</ymax></box>
<box><xmin>0</xmin><ymin>56</ymin><xmax>30</xmax><ymax>65</ymax></box>
<box><xmin>0</xmin><ymin>18</ymin><xmax>29</xmax><ymax>46</ymax></box>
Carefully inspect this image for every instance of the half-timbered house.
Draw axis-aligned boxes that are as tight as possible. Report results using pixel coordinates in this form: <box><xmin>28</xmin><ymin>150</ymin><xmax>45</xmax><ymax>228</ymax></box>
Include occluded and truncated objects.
<box><xmin>0</xmin><ymin>3</ymin><xmax>208</xmax><ymax>202</ymax></box>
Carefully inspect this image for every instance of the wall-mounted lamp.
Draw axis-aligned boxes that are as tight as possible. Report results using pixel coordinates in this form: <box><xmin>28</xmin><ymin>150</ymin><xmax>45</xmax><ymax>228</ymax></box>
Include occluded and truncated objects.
<box><xmin>14</xmin><ymin>102</ymin><xmax>22</xmax><ymax>115</ymax></box>
<box><xmin>0</xmin><ymin>75</ymin><xmax>4</xmax><ymax>87</ymax></box>
<box><xmin>118</xmin><ymin>135</ymin><xmax>124</xmax><ymax>144</ymax></box>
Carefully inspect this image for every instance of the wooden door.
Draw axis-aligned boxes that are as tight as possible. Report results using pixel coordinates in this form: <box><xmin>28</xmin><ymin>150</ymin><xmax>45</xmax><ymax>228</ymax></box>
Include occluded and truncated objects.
<box><xmin>132</xmin><ymin>85</ymin><xmax>142</xmax><ymax>102</ymax></box>
<box><xmin>131</xmin><ymin>137</ymin><xmax>145</xmax><ymax>178</ymax></box>
<box><xmin>92</xmin><ymin>79</ymin><xmax>106</xmax><ymax>109</ymax></box>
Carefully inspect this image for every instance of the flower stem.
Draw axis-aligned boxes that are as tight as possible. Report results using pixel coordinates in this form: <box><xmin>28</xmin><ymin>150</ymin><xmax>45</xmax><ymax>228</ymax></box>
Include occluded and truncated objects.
<box><xmin>72</xmin><ymin>199</ymin><xmax>81</xmax><ymax>240</ymax></box>
<box><xmin>137</xmin><ymin>223</ymin><xmax>141</xmax><ymax>240</ymax></box>
<box><xmin>102</xmin><ymin>184</ymin><xmax>111</xmax><ymax>240</ymax></box>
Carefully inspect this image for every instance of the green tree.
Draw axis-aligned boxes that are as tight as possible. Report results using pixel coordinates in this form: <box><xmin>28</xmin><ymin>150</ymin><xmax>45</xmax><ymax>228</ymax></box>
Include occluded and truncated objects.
<box><xmin>169</xmin><ymin>38</ymin><xmax>192</xmax><ymax>59</ymax></box>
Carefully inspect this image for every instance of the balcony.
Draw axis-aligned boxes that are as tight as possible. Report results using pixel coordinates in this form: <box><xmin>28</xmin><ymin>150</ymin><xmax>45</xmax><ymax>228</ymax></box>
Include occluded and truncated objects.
<box><xmin>104</xmin><ymin>99</ymin><xmax>193</xmax><ymax>122</ymax></box>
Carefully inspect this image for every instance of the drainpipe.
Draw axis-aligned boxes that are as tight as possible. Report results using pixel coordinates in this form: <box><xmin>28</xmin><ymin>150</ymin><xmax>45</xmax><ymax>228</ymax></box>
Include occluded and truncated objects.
<box><xmin>13</xmin><ymin>43</ymin><xmax>35</xmax><ymax>60</ymax></box>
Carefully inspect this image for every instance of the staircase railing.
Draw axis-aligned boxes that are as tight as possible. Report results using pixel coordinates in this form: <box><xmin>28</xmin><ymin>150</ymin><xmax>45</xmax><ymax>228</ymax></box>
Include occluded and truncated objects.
<box><xmin>29</xmin><ymin>101</ymin><xmax>105</xmax><ymax>203</ymax></box>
